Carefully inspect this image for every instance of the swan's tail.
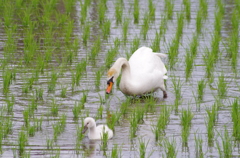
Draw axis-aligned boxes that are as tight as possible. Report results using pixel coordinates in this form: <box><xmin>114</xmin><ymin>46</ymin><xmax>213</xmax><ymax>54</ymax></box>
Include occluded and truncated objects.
<box><xmin>163</xmin><ymin>75</ymin><xmax>168</xmax><ymax>79</ymax></box>
<box><xmin>155</xmin><ymin>53</ymin><xmax>167</xmax><ymax>58</ymax></box>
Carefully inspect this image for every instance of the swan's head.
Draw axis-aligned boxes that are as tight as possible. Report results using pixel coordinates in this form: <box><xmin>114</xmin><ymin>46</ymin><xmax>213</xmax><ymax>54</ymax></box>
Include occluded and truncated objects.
<box><xmin>82</xmin><ymin>117</ymin><xmax>96</xmax><ymax>134</ymax></box>
<box><xmin>106</xmin><ymin>68</ymin><xmax>119</xmax><ymax>94</ymax></box>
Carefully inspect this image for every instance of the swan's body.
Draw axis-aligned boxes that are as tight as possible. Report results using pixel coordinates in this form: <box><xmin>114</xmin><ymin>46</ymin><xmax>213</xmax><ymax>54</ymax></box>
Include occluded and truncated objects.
<box><xmin>82</xmin><ymin>117</ymin><xmax>113</xmax><ymax>140</ymax></box>
<box><xmin>106</xmin><ymin>46</ymin><xmax>168</xmax><ymax>98</ymax></box>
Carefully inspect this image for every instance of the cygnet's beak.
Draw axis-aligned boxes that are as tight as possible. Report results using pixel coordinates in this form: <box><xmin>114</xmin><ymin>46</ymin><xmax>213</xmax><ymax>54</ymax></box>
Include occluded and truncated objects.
<box><xmin>82</xmin><ymin>125</ymin><xmax>88</xmax><ymax>134</ymax></box>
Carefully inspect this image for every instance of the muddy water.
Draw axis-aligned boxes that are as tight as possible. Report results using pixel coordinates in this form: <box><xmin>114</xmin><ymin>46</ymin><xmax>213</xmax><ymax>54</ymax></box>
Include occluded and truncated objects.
<box><xmin>0</xmin><ymin>0</ymin><xmax>240</xmax><ymax>157</ymax></box>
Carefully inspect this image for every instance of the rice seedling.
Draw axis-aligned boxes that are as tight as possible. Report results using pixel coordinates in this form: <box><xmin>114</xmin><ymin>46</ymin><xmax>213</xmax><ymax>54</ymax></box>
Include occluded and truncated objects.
<box><xmin>23</xmin><ymin>109</ymin><xmax>29</xmax><ymax>127</ymax></box>
<box><xmin>197</xmin><ymin>79</ymin><xmax>206</xmax><ymax>101</ymax></box>
<box><xmin>183</xmin><ymin>0</ymin><xmax>191</xmax><ymax>20</ymax></box>
<box><xmin>194</xmin><ymin>134</ymin><xmax>203</xmax><ymax>158</ymax></box>
<box><xmin>128</xmin><ymin>36</ymin><xmax>140</xmax><ymax>58</ymax></box>
<box><xmin>217</xmin><ymin>74</ymin><xmax>227</xmax><ymax>98</ymax></box>
<box><xmin>28</xmin><ymin>123</ymin><xmax>36</xmax><ymax>137</ymax></box>
<box><xmin>151</xmin><ymin>31</ymin><xmax>161</xmax><ymax>52</ymax></box>
<box><xmin>2</xmin><ymin>116</ymin><xmax>13</xmax><ymax>138</ymax></box>
<box><xmin>162</xmin><ymin>137</ymin><xmax>177</xmax><ymax>158</ymax></box>
<box><xmin>152</xmin><ymin>106</ymin><xmax>171</xmax><ymax>141</ymax></box>
<box><xmin>129</xmin><ymin>110</ymin><xmax>138</xmax><ymax>138</ymax></box>
<box><xmin>115</xmin><ymin>0</ymin><xmax>123</xmax><ymax>24</ymax></box>
<box><xmin>176</xmin><ymin>12</ymin><xmax>185</xmax><ymax>41</ymax></box>
<box><xmin>60</xmin><ymin>86</ymin><xmax>67</xmax><ymax>98</ymax></box>
<box><xmin>100</xmin><ymin>128</ymin><xmax>109</xmax><ymax>152</ymax></box>
<box><xmin>110</xmin><ymin>144</ymin><xmax>122</xmax><ymax>158</ymax></box>
<box><xmin>138</xmin><ymin>138</ymin><xmax>150</xmax><ymax>158</ymax></box>
<box><xmin>196</xmin><ymin>9</ymin><xmax>203</xmax><ymax>34</ymax></box>
<box><xmin>122</xmin><ymin>18</ymin><xmax>129</xmax><ymax>43</ymax></box>
<box><xmin>6</xmin><ymin>95</ymin><xmax>14</xmax><ymax>114</ymax></box>
<box><xmin>105</xmin><ymin>46</ymin><xmax>118</xmax><ymax>68</ymax></box>
<box><xmin>63</xmin><ymin>0</ymin><xmax>75</xmax><ymax>14</ymax></box>
<box><xmin>74</xmin><ymin>60</ymin><xmax>87</xmax><ymax>86</ymax></box>
<box><xmin>46</xmin><ymin>138</ymin><xmax>54</xmax><ymax>150</ymax></box>
<box><xmin>106</xmin><ymin>110</ymin><xmax>121</xmax><ymax>131</ymax></box>
<box><xmin>231</xmin><ymin>99</ymin><xmax>240</xmax><ymax>140</ymax></box>
<box><xmin>18</xmin><ymin>130</ymin><xmax>28</xmax><ymax>156</ymax></box>
<box><xmin>185</xmin><ymin>50</ymin><xmax>194</xmax><ymax>80</ymax></box>
<box><xmin>180</xmin><ymin>107</ymin><xmax>194</xmax><ymax>144</ymax></box>
<box><xmin>141</xmin><ymin>13</ymin><xmax>150</xmax><ymax>40</ymax></box>
<box><xmin>98</xmin><ymin>0</ymin><xmax>107</xmax><ymax>24</ymax></box>
<box><xmin>133</xmin><ymin>0</ymin><xmax>139</xmax><ymax>23</ymax></box>
<box><xmin>64</xmin><ymin>20</ymin><xmax>74</xmax><ymax>44</ymax></box>
<box><xmin>148</xmin><ymin>0</ymin><xmax>155</xmax><ymax>21</ymax></box>
<box><xmin>144</xmin><ymin>96</ymin><xmax>157</xmax><ymax>113</ymax></box>
<box><xmin>216</xmin><ymin>0</ymin><xmax>225</xmax><ymax>15</ymax></box>
<box><xmin>72</xmin><ymin>101</ymin><xmax>83</xmax><ymax>119</ymax></box>
<box><xmin>214</xmin><ymin>12</ymin><xmax>223</xmax><ymax>35</ymax></box>
<box><xmin>216</xmin><ymin>126</ymin><xmax>233</xmax><ymax>158</ymax></box>
<box><xmin>51</xmin><ymin>99</ymin><xmax>59</xmax><ymax>116</ymax></box>
<box><xmin>205</xmin><ymin>103</ymin><xmax>218</xmax><ymax>146</ymax></box>
<box><xmin>82</xmin><ymin>22</ymin><xmax>91</xmax><ymax>46</ymax></box>
<box><xmin>199</xmin><ymin>0</ymin><xmax>208</xmax><ymax>19</ymax></box>
<box><xmin>172</xmin><ymin>76</ymin><xmax>182</xmax><ymax>111</ymax></box>
<box><xmin>80</xmin><ymin>0</ymin><xmax>89</xmax><ymax>24</ymax></box>
<box><xmin>34</xmin><ymin>116</ymin><xmax>43</xmax><ymax>131</ymax></box>
<box><xmin>102</xmin><ymin>19</ymin><xmax>111</xmax><ymax>39</ymax></box>
<box><xmin>80</xmin><ymin>92</ymin><xmax>88</xmax><ymax>106</ymax></box>
<box><xmin>48</xmin><ymin>71</ymin><xmax>58</xmax><ymax>92</ymax></box>
<box><xmin>3</xmin><ymin>69</ymin><xmax>15</xmax><ymax>94</ymax></box>
<box><xmin>203</xmin><ymin>47</ymin><xmax>215</xmax><ymax>78</ymax></box>
<box><xmin>89</xmin><ymin>37</ymin><xmax>102</xmax><ymax>60</ymax></box>
<box><xmin>159</xmin><ymin>15</ymin><xmax>168</xmax><ymax>37</ymax></box>
<box><xmin>96</xmin><ymin>104</ymin><xmax>104</xmax><ymax>119</ymax></box>
<box><xmin>168</xmin><ymin>37</ymin><xmax>180</xmax><ymax>69</ymax></box>
<box><xmin>120</xmin><ymin>98</ymin><xmax>131</xmax><ymax>116</ymax></box>
<box><xmin>53</xmin><ymin>114</ymin><xmax>67</xmax><ymax>141</ymax></box>
<box><xmin>3</xmin><ymin>2</ymin><xmax>14</xmax><ymax>27</ymax></box>
<box><xmin>164</xmin><ymin>0</ymin><xmax>174</xmax><ymax>19</ymax></box>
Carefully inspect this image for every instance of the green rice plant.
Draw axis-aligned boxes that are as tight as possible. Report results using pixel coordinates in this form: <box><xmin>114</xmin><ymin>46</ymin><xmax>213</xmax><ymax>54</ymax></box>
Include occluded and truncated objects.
<box><xmin>76</xmin><ymin>120</ymin><xmax>84</xmax><ymax>142</ymax></box>
<box><xmin>152</xmin><ymin>106</ymin><xmax>171</xmax><ymax>141</ymax></box>
<box><xmin>231</xmin><ymin>99</ymin><xmax>240</xmax><ymax>140</ymax></box>
<box><xmin>214</xmin><ymin>11</ymin><xmax>223</xmax><ymax>35</ymax></box>
<box><xmin>106</xmin><ymin>110</ymin><xmax>121</xmax><ymax>131</ymax></box>
<box><xmin>199</xmin><ymin>0</ymin><xmax>208</xmax><ymax>19</ymax></box>
<box><xmin>48</xmin><ymin>71</ymin><xmax>58</xmax><ymax>92</ymax></box>
<box><xmin>135</xmin><ymin>107</ymin><xmax>144</xmax><ymax>124</ymax></box>
<box><xmin>18</xmin><ymin>130</ymin><xmax>28</xmax><ymax>156</ymax></box>
<box><xmin>122</xmin><ymin>18</ymin><xmax>130</xmax><ymax>42</ymax></box>
<box><xmin>168</xmin><ymin>38</ymin><xmax>180</xmax><ymax>69</ymax></box>
<box><xmin>34</xmin><ymin>116</ymin><xmax>43</xmax><ymax>131</ymax></box>
<box><xmin>141</xmin><ymin>13</ymin><xmax>150</xmax><ymax>40</ymax></box>
<box><xmin>197</xmin><ymin>79</ymin><xmax>206</xmax><ymax>101</ymax></box>
<box><xmin>185</xmin><ymin>50</ymin><xmax>194</xmax><ymax>80</ymax></box>
<box><xmin>216</xmin><ymin>126</ymin><xmax>233</xmax><ymax>158</ymax></box>
<box><xmin>2</xmin><ymin>116</ymin><xmax>13</xmax><ymax>138</ymax></box>
<box><xmin>80</xmin><ymin>0</ymin><xmax>88</xmax><ymax>24</ymax></box>
<box><xmin>162</xmin><ymin>137</ymin><xmax>177</xmax><ymax>158</ymax></box>
<box><xmin>64</xmin><ymin>20</ymin><xmax>74</xmax><ymax>44</ymax></box>
<box><xmin>180</xmin><ymin>108</ymin><xmax>194</xmax><ymax>144</ymax></box>
<box><xmin>144</xmin><ymin>96</ymin><xmax>157</xmax><ymax>113</ymax></box>
<box><xmin>3</xmin><ymin>69</ymin><xmax>15</xmax><ymax>94</ymax></box>
<box><xmin>129</xmin><ymin>110</ymin><xmax>138</xmax><ymax>138</ymax></box>
<box><xmin>100</xmin><ymin>129</ymin><xmax>109</xmax><ymax>152</ymax></box>
<box><xmin>28</xmin><ymin>123</ymin><xmax>36</xmax><ymax>137</ymax></box>
<box><xmin>151</xmin><ymin>31</ymin><xmax>161</xmax><ymax>52</ymax></box>
<box><xmin>105</xmin><ymin>46</ymin><xmax>119</xmax><ymax>68</ymax></box>
<box><xmin>46</xmin><ymin>138</ymin><xmax>55</xmax><ymax>150</ymax></box>
<box><xmin>102</xmin><ymin>19</ymin><xmax>111</xmax><ymax>39</ymax></box>
<box><xmin>95</xmin><ymin>69</ymin><xmax>102</xmax><ymax>89</ymax></box>
<box><xmin>164</xmin><ymin>0</ymin><xmax>174</xmax><ymax>19</ymax></box>
<box><xmin>115</xmin><ymin>0</ymin><xmax>123</xmax><ymax>24</ymax></box>
<box><xmin>133</xmin><ymin>0</ymin><xmax>139</xmax><ymax>23</ymax></box>
<box><xmin>203</xmin><ymin>47</ymin><xmax>215</xmax><ymax>78</ymax></box>
<box><xmin>176</xmin><ymin>12</ymin><xmax>185</xmax><ymax>41</ymax></box>
<box><xmin>194</xmin><ymin>134</ymin><xmax>203</xmax><ymax>158</ymax></box>
<box><xmin>72</xmin><ymin>101</ymin><xmax>82</xmax><ymax>119</ymax></box>
<box><xmin>97</xmin><ymin>104</ymin><xmax>104</xmax><ymax>119</ymax></box>
<box><xmin>205</xmin><ymin>103</ymin><xmax>218</xmax><ymax>146</ymax></box>
<box><xmin>82</xmin><ymin>22</ymin><xmax>91</xmax><ymax>46</ymax></box>
<box><xmin>89</xmin><ymin>37</ymin><xmax>102</xmax><ymax>59</ymax></box>
<box><xmin>51</xmin><ymin>99</ymin><xmax>59</xmax><ymax>116</ymax></box>
<box><xmin>138</xmin><ymin>138</ymin><xmax>150</xmax><ymax>158</ymax></box>
<box><xmin>63</xmin><ymin>0</ymin><xmax>75</xmax><ymax>14</ymax></box>
<box><xmin>23</xmin><ymin>109</ymin><xmax>29</xmax><ymax>127</ymax></box>
<box><xmin>81</xmin><ymin>92</ymin><xmax>88</xmax><ymax>106</ymax></box>
<box><xmin>128</xmin><ymin>36</ymin><xmax>140</xmax><ymax>59</ymax></box>
<box><xmin>120</xmin><ymin>98</ymin><xmax>131</xmax><ymax>116</ymax></box>
<box><xmin>98</xmin><ymin>0</ymin><xmax>107</xmax><ymax>24</ymax></box>
<box><xmin>183</xmin><ymin>0</ymin><xmax>191</xmax><ymax>20</ymax></box>
<box><xmin>216</xmin><ymin>0</ymin><xmax>225</xmax><ymax>15</ymax></box>
<box><xmin>60</xmin><ymin>86</ymin><xmax>67</xmax><ymax>98</ymax></box>
<box><xmin>110</xmin><ymin>144</ymin><xmax>122</xmax><ymax>158</ymax></box>
<box><xmin>196</xmin><ymin>9</ymin><xmax>203</xmax><ymax>34</ymax></box>
<box><xmin>0</xmin><ymin>126</ymin><xmax>2</xmax><ymax>153</ymax></box>
<box><xmin>74</xmin><ymin>60</ymin><xmax>87</xmax><ymax>86</ymax></box>
<box><xmin>148</xmin><ymin>0</ymin><xmax>155</xmax><ymax>21</ymax></box>
<box><xmin>6</xmin><ymin>95</ymin><xmax>14</xmax><ymax>114</ymax></box>
<box><xmin>217</xmin><ymin>74</ymin><xmax>227</xmax><ymax>97</ymax></box>
<box><xmin>159</xmin><ymin>15</ymin><xmax>167</xmax><ymax>37</ymax></box>
<box><xmin>53</xmin><ymin>114</ymin><xmax>67</xmax><ymax>140</ymax></box>
<box><xmin>3</xmin><ymin>2</ymin><xmax>14</xmax><ymax>27</ymax></box>
<box><xmin>172</xmin><ymin>76</ymin><xmax>182</xmax><ymax>111</ymax></box>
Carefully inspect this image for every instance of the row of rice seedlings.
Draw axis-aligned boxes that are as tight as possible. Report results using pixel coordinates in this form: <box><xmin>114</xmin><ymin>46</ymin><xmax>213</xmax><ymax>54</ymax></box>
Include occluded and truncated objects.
<box><xmin>152</xmin><ymin>106</ymin><xmax>171</xmax><ymax>141</ymax></box>
<box><xmin>148</xmin><ymin>0</ymin><xmax>155</xmax><ymax>22</ymax></box>
<box><xmin>141</xmin><ymin>13</ymin><xmax>150</xmax><ymax>40</ymax></box>
<box><xmin>216</xmin><ymin>126</ymin><xmax>233</xmax><ymax>158</ymax></box>
<box><xmin>205</xmin><ymin>103</ymin><xmax>218</xmax><ymax>146</ymax></box>
<box><xmin>164</xmin><ymin>0</ymin><xmax>174</xmax><ymax>19</ymax></box>
<box><xmin>101</xmin><ymin>19</ymin><xmax>111</xmax><ymax>40</ymax></box>
<box><xmin>180</xmin><ymin>107</ymin><xmax>194</xmax><ymax>145</ymax></box>
<box><xmin>231</xmin><ymin>99</ymin><xmax>240</xmax><ymax>140</ymax></box>
<box><xmin>194</xmin><ymin>134</ymin><xmax>203</xmax><ymax>158</ymax></box>
<box><xmin>133</xmin><ymin>0</ymin><xmax>139</xmax><ymax>23</ymax></box>
<box><xmin>52</xmin><ymin>114</ymin><xmax>67</xmax><ymax>141</ymax></box>
<box><xmin>122</xmin><ymin>18</ymin><xmax>130</xmax><ymax>43</ymax></box>
<box><xmin>89</xmin><ymin>37</ymin><xmax>102</xmax><ymax>60</ymax></box>
<box><xmin>227</xmin><ymin>9</ymin><xmax>239</xmax><ymax>69</ymax></box>
<box><xmin>183</xmin><ymin>0</ymin><xmax>191</xmax><ymax>20</ymax></box>
<box><xmin>115</xmin><ymin>0</ymin><xmax>123</xmax><ymax>24</ymax></box>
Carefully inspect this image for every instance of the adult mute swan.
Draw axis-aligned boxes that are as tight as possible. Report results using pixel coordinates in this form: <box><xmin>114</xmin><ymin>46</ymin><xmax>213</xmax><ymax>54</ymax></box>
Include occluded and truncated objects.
<box><xmin>82</xmin><ymin>117</ymin><xmax>113</xmax><ymax>140</ymax></box>
<box><xmin>106</xmin><ymin>46</ymin><xmax>168</xmax><ymax>98</ymax></box>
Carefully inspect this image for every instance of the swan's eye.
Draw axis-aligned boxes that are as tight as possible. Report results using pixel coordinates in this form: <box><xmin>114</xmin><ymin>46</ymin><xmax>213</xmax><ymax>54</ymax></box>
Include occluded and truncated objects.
<box><xmin>107</xmin><ymin>76</ymin><xmax>114</xmax><ymax>85</ymax></box>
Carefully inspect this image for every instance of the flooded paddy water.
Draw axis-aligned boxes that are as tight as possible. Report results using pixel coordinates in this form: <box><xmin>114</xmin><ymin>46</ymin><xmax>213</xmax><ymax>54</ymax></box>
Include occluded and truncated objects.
<box><xmin>0</xmin><ymin>0</ymin><xmax>240</xmax><ymax>157</ymax></box>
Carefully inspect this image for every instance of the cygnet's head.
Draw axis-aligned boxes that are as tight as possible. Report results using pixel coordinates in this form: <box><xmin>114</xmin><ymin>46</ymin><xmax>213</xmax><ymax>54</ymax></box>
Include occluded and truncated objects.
<box><xmin>82</xmin><ymin>117</ymin><xmax>96</xmax><ymax>133</ymax></box>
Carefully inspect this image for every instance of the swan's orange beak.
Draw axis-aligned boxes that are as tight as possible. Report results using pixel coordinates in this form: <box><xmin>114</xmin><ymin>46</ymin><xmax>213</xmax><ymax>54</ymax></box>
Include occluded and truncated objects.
<box><xmin>106</xmin><ymin>81</ymin><xmax>113</xmax><ymax>94</ymax></box>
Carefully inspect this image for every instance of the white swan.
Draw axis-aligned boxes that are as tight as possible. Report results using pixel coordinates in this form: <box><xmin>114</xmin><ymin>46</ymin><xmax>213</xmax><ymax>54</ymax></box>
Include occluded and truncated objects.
<box><xmin>106</xmin><ymin>46</ymin><xmax>168</xmax><ymax>98</ymax></box>
<box><xmin>82</xmin><ymin>117</ymin><xmax>113</xmax><ymax>140</ymax></box>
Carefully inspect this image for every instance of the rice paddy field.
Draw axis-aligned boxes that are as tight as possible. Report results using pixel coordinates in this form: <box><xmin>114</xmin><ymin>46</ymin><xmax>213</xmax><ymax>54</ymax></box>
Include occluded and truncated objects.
<box><xmin>0</xmin><ymin>0</ymin><xmax>240</xmax><ymax>157</ymax></box>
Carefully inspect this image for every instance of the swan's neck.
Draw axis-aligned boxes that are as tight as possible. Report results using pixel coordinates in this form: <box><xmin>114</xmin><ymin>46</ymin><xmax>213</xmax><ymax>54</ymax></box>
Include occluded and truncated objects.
<box><xmin>110</xmin><ymin>58</ymin><xmax>131</xmax><ymax>81</ymax></box>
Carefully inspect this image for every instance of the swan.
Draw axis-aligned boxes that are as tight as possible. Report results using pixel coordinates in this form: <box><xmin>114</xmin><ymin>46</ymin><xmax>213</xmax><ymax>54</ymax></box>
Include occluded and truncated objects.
<box><xmin>82</xmin><ymin>117</ymin><xmax>113</xmax><ymax>140</ymax></box>
<box><xmin>106</xmin><ymin>46</ymin><xmax>168</xmax><ymax>98</ymax></box>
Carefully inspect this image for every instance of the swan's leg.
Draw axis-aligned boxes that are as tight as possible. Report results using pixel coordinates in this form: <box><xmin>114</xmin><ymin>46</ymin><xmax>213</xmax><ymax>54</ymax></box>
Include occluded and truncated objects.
<box><xmin>163</xmin><ymin>91</ymin><xmax>167</xmax><ymax>98</ymax></box>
